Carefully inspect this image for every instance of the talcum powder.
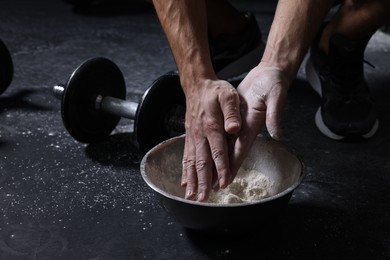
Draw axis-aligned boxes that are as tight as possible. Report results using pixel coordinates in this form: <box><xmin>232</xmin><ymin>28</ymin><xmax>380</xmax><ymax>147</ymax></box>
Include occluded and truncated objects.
<box><xmin>208</xmin><ymin>169</ymin><xmax>274</xmax><ymax>204</ymax></box>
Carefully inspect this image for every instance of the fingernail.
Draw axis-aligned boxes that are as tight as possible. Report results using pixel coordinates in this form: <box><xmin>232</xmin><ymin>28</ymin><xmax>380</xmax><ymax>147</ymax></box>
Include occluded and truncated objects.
<box><xmin>226</xmin><ymin>121</ymin><xmax>240</xmax><ymax>134</ymax></box>
<box><xmin>197</xmin><ymin>192</ymin><xmax>206</xmax><ymax>202</ymax></box>
<box><xmin>185</xmin><ymin>189</ymin><xmax>194</xmax><ymax>199</ymax></box>
<box><xmin>270</xmin><ymin>131</ymin><xmax>280</xmax><ymax>140</ymax></box>
<box><xmin>219</xmin><ymin>177</ymin><xmax>227</xmax><ymax>188</ymax></box>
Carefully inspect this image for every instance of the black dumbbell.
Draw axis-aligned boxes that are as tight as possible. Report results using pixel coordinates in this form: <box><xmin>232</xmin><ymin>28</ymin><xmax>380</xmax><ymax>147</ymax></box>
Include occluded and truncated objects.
<box><xmin>53</xmin><ymin>57</ymin><xmax>186</xmax><ymax>155</ymax></box>
<box><xmin>0</xmin><ymin>38</ymin><xmax>13</xmax><ymax>95</ymax></box>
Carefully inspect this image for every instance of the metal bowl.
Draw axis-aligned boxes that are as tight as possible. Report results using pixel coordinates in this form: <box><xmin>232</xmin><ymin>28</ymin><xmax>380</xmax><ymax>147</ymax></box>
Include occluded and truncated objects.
<box><xmin>140</xmin><ymin>135</ymin><xmax>304</xmax><ymax>232</ymax></box>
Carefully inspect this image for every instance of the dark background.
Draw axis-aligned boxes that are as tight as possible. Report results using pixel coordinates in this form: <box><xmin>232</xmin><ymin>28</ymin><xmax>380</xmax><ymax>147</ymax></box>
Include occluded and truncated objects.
<box><xmin>0</xmin><ymin>0</ymin><xmax>389</xmax><ymax>259</ymax></box>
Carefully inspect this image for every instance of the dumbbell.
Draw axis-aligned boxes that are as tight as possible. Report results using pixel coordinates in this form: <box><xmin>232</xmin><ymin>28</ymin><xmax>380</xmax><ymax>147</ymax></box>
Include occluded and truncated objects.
<box><xmin>0</xmin><ymin>38</ymin><xmax>13</xmax><ymax>95</ymax></box>
<box><xmin>53</xmin><ymin>57</ymin><xmax>186</xmax><ymax>155</ymax></box>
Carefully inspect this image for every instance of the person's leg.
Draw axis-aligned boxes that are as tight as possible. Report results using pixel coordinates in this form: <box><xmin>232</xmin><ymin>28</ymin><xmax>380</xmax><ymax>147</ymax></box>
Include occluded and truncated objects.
<box><xmin>306</xmin><ymin>0</ymin><xmax>390</xmax><ymax>140</ymax></box>
<box><xmin>320</xmin><ymin>0</ymin><xmax>390</xmax><ymax>54</ymax></box>
<box><xmin>205</xmin><ymin>0</ymin><xmax>247</xmax><ymax>38</ymax></box>
<box><xmin>205</xmin><ymin>0</ymin><xmax>265</xmax><ymax>79</ymax></box>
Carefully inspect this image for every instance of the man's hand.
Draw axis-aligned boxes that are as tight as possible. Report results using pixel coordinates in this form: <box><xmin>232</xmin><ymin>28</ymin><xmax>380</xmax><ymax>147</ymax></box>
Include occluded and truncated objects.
<box><xmin>181</xmin><ymin>78</ymin><xmax>241</xmax><ymax>202</ymax></box>
<box><xmin>230</xmin><ymin>64</ymin><xmax>289</xmax><ymax>177</ymax></box>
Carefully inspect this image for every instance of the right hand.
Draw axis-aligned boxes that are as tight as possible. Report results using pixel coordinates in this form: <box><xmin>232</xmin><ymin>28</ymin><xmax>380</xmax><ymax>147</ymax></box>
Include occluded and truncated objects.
<box><xmin>181</xmin><ymin>78</ymin><xmax>241</xmax><ymax>202</ymax></box>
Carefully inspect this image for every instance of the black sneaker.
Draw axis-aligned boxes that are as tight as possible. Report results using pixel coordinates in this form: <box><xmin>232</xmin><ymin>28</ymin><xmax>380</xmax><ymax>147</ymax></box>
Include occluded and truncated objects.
<box><xmin>305</xmin><ymin>31</ymin><xmax>379</xmax><ymax>140</ymax></box>
<box><xmin>209</xmin><ymin>12</ymin><xmax>265</xmax><ymax>80</ymax></box>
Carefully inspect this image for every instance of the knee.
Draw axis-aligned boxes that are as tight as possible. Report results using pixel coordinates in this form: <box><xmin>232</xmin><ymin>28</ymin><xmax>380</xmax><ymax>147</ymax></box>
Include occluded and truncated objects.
<box><xmin>345</xmin><ymin>0</ymin><xmax>390</xmax><ymax>22</ymax></box>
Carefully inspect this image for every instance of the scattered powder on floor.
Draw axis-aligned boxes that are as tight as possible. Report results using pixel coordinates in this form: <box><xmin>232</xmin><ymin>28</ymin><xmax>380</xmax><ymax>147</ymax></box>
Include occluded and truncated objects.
<box><xmin>208</xmin><ymin>169</ymin><xmax>274</xmax><ymax>204</ymax></box>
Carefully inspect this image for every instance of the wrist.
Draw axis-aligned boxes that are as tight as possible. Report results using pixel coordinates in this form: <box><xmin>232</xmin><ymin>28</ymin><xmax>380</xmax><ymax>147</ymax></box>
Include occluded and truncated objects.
<box><xmin>179</xmin><ymin>63</ymin><xmax>218</xmax><ymax>96</ymax></box>
<box><xmin>260</xmin><ymin>44</ymin><xmax>300</xmax><ymax>84</ymax></box>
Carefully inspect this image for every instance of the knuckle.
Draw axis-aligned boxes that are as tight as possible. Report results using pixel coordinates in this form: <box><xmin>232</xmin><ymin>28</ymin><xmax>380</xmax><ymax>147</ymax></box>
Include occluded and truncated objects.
<box><xmin>225</xmin><ymin>111</ymin><xmax>240</xmax><ymax>124</ymax></box>
<box><xmin>203</xmin><ymin>119</ymin><xmax>220</xmax><ymax>133</ymax></box>
<box><xmin>197</xmin><ymin>180</ymin><xmax>209</xmax><ymax>190</ymax></box>
<box><xmin>182</xmin><ymin>156</ymin><xmax>188</xmax><ymax>166</ymax></box>
<box><xmin>186</xmin><ymin>177</ymin><xmax>197</xmax><ymax>186</ymax></box>
<box><xmin>195</xmin><ymin>159</ymin><xmax>207</xmax><ymax>172</ymax></box>
<box><xmin>211</xmin><ymin>149</ymin><xmax>224</xmax><ymax>162</ymax></box>
<box><xmin>222</xmin><ymin>89</ymin><xmax>240</xmax><ymax>105</ymax></box>
<box><xmin>185</xmin><ymin>159</ymin><xmax>196</xmax><ymax>170</ymax></box>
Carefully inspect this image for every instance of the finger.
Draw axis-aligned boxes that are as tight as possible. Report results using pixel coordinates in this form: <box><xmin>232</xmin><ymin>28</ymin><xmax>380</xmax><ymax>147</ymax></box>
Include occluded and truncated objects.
<box><xmin>181</xmin><ymin>135</ymin><xmax>189</xmax><ymax>187</ymax></box>
<box><xmin>219</xmin><ymin>87</ymin><xmax>241</xmax><ymax>135</ymax></box>
<box><xmin>207</xmin><ymin>129</ymin><xmax>231</xmax><ymax>189</ymax></box>
<box><xmin>210</xmin><ymin>162</ymin><xmax>220</xmax><ymax>191</ymax></box>
<box><xmin>212</xmin><ymin>171</ymin><xmax>220</xmax><ymax>192</ymax></box>
<box><xmin>227</xmin><ymin>133</ymin><xmax>237</xmax><ymax>162</ymax></box>
<box><xmin>183</xmin><ymin>134</ymin><xmax>198</xmax><ymax>200</ymax></box>
<box><xmin>265</xmin><ymin>89</ymin><xmax>287</xmax><ymax>140</ymax></box>
<box><xmin>230</xmin><ymin>107</ymin><xmax>266</xmax><ymax>180</ymax></box>
<box><xmin>195</xmin><ymin>138</ymin><xmax>213</xmax><ymax>202</ymax></box>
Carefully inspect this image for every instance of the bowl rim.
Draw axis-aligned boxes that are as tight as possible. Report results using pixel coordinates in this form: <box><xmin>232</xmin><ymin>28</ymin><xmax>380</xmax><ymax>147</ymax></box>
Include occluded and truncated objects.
<box><xmin>140</xmin><ymin>135</ymin><xmax>306</xmax><ymax>208</ymax></box>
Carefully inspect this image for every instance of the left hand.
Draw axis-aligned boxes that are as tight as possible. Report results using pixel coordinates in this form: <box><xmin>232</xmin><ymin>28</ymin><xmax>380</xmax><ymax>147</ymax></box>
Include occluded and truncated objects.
<box><xmin>229</xmin><ymin>64</ymin><xmax>290</xmax><ymax>178</ymax></box>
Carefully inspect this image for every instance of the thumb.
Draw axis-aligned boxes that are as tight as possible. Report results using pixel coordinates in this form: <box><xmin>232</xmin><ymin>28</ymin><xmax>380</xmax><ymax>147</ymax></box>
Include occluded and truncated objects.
<box><xmin>265</xmin><ymin>90</ymin><xmax>287</xmax><ymax>140</ymax></box>
<box><xmin>220</xmin><ymin>88</ymin><xmax>241</xmax><ymax>135</ymax></box>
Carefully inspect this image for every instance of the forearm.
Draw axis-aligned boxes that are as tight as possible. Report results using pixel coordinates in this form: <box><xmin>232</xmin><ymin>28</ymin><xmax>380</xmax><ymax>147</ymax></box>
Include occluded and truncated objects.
<box><xmin>262</xmin><ymin>0</ymin><xmax>335</xmax><ymax>83</ymax></box>
<box><xmin>152</xmin><ymin>0</ymin><xmax>217</xmax><ymax>95</ymax></box>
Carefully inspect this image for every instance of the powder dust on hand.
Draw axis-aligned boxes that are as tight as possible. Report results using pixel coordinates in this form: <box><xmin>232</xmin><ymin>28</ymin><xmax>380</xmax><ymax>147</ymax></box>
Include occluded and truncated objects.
<box><xmin>207</xmin><ymin>169</ymin><xmax>274</xmax><ymax>204</ymax></box>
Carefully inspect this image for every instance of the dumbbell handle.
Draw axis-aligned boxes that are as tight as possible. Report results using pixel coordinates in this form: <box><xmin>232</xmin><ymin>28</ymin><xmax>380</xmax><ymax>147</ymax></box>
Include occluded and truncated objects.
<box><xmin>53</xmin><ymin>85</ymin><xmax>138</xmax><ymax>119</ymax></box>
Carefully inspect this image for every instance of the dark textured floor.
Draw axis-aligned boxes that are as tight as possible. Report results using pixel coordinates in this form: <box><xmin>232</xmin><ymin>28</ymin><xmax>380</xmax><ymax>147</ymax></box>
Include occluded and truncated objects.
<box><xmin>0</xmin><ymin>0</ymin><xmax>389</xmax><ymax>259</ymax></box>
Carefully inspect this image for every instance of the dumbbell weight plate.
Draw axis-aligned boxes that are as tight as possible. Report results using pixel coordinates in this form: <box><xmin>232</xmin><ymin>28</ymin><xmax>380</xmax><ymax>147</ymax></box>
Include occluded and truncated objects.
<box><xmin>61</xmin><ymin>57</ymin><xmax>126</xmax><ymax>143</ymax></box>
<box><xmin>135</xmin><ymin>72</ymin><xmax>185</xmax><ymax>155</ymax></box>
<box><xmin>0</xmin><ymin>39</ymin><xmax>13</xmax><ymax>95</ymax></box>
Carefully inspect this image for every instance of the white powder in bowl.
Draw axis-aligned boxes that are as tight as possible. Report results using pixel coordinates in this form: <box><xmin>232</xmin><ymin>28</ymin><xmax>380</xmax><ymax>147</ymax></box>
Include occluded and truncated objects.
<box><xmin>208</xmin><ymin>169</ymin><xmax>274</xmax><ymax>204</ymax></box>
